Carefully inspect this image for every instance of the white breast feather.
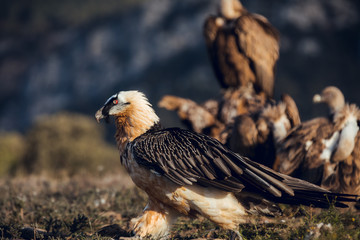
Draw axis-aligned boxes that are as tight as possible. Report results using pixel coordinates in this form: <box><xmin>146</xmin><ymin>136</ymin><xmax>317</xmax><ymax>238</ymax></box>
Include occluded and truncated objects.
<box><xmin>305</xmin><ymin>140</ymin><xmax>313</xmax><ymax>151</ymax></box>
<box><xmin>341</xmin><ymin>115</ymin><xmax>358</xmax><ymax>142</ymax></box>
<box><xmin>333</xmin><ymin>114</ymin><xmax>359</xmax><ymax>160</ymax></box>
<box><xmin>340</xmin><ymin>115</ymin><xmax>358</xmax><ymax>143</ymax></box>
<box><xmin>273</xmin><ymin>115</ymin><xmax>290</xmax><ymax>142</ymax></box>
<box><xmin>176</xmin><ymin>185</ymin><xmax>247</xmax><ymax>228</ymax></box>
<box><xmin>319</xmin><ymin>131</ymin><xmax>340</xmax><ymax>161</ymax></box>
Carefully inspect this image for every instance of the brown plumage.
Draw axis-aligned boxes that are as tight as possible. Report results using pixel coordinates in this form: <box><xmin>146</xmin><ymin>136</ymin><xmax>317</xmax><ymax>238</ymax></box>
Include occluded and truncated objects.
<box><xmin>158</xmin><ymin>87</ymin><xmax>267</xmax><ymax>143</ymax></box>
<box><xmin>95</xmin><ymin>90</ymin><xmax>357</xmax><ymax>239</ymax></box>
<box><xmin>158</xmin><ymin>95</ymin><xmax>225</xmax><ymax>140</ymax></box>
<box><xmin>204</xmin><ymin>0</ymin><xmax>279</xmax><ymax>97</ymax></box>
<box><xmin>218</xmin><ymin>87</ymin><xmax>267</xmax><ymax>125</ymax></box>
<box><xmin>322</xmin><ymin>129</ymin><xmax>360</xmax><ymax>197</ymax></box>
<box><xmin>159</xmin><ymin>0</ymin><xmax>279</xmax><ymax>146</ymax></box>
<box><xmin>226</xmin><ymin>94</ymin><xmax>300</xmax><ymax>168</ymax></box>
<box><xmin>274</xmin><ymin>117</ymin><xmax>336</xmax><ymax>185</ymax></box>
<box><xmin>274</xmin><ymin>86</ymin><xmax>360</xmax><ymax>197</ymax></box>
<box><xmin>282</xmin><ymin>93</ymin><xmax>301</xmax><ymax>127</ymax></box>
<box><xmin>159</xmin><ymin>91</ymin><xmax>300</xmax><ymax>168</ymax></box>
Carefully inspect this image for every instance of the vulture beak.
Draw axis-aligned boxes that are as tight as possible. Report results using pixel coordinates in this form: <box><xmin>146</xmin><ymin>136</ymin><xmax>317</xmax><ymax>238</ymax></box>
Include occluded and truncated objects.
<box><xmin>95</xmin><ymin>107</ymin><xmax>110</xmax><ymax>123</ymax></box>
<box><xmin>95</xmin><ymin>107</ymin><xmax>104</xmax><ymax>123</ymax></box>
<box><xmin>313</xmin><ymin>94</ymin><xmax>322</xmax><ymax>103</ymax></box>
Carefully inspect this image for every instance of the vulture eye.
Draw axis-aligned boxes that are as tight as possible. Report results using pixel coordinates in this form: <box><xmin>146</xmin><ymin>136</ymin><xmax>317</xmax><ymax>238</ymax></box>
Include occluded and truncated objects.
<box><xmin>113</xmin><ymin>99</ymin><xmax>118</xmax><ymax>105</ymax></box>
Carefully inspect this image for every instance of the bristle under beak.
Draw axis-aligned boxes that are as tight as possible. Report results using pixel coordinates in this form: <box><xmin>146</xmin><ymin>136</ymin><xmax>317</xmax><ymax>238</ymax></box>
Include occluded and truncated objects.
<box><xmin>313</xmin><ymin>94</ymin><xmax>322</xmax><ymax>103</ymax></box>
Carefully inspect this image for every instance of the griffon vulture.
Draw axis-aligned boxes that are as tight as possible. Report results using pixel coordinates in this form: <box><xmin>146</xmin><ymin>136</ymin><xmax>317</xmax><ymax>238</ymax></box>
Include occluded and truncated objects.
<box><xmin>204</xmin><ymin>0</ymin><xmax>280</xmax><ymax>97</ymax></box>
<box><xmin>274</xmin><ymin>87</ymin><xmax>360</xmax><ymax>197</ymax></box>
<box><xmin>226</xmin><ymin>94</ymin><xmax>300</xmax><ymax>168</ymax></box>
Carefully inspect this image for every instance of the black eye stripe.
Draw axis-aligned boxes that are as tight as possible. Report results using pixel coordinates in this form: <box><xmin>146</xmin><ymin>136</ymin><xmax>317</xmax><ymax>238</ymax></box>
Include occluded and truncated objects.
<box><xmin>104</xmin><ymin>94</ymin><xmax>118</xmax><ymax>106</ymax></box>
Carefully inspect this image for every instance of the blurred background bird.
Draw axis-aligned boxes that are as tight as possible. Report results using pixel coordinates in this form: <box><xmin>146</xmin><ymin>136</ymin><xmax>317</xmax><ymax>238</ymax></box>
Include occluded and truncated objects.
<box><xmin>203</xmin><ymin>0</ymin><xmax>279</xmax><ymax>98</ymax></box>
<box><xmin>274</xmin><ymin>86</ymin><xmax>360</xmax><ymax>201</ymax></box>
<box><xmin>159</xmin><ymin>0</ymin><xmax>300</xmax><ymax>169</ymax></box>
<box><xmin>226</xmin><ymin>93</ymin><xmax>300</xmax><ymax>168</ymax></box>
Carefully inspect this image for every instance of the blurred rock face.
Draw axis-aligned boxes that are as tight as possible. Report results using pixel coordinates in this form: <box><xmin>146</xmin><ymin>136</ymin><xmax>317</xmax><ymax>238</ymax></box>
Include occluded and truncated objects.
<box><xmin>0</xmin><ymin>0</ymin><xmax>359</xmax><ymax>132</ymax></box>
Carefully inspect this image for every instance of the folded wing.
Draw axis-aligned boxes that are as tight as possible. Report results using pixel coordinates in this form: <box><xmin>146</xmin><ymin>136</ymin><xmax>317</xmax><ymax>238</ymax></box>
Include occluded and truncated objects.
<box><xmin>132</xmin><ymin>128</ymin><xmax>356</xmax><ymax>208</ymax></box>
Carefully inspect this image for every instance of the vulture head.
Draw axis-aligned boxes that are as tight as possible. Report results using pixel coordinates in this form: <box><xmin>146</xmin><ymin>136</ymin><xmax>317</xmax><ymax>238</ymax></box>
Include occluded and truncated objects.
<box><xmin>219</xmin><ymin>0</ymin><xmax>244</xmax><ymax>19</ymax></box>
<box><xmin>313</xmin><ymin>86</ymin><xmax>345</xmax><ymax>115</ymax></box>
<box><xmin>96</xmin><ymin>92</ymin><xmax>124</xmax><ymax>123</ymax></box>
<box><xmin>95</xmin><ymin>90</ymin><xmax>159</xmax><ymax>126</ymax></box>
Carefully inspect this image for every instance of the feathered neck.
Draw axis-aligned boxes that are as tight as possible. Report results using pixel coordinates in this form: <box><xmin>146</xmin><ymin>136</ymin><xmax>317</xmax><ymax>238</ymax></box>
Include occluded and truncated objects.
<box><xmin>114</xmin><ymin>94</ymin><xmax>160</xmax><ymax>153</ymax></box>
<box><xmin>334</xmin><ymin>104</ymin><xmax>360</xmax><ymax>128</ymax></box>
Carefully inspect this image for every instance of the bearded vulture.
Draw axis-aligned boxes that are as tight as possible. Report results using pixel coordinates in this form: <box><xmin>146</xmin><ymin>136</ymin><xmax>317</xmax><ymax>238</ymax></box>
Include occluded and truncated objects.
<box><xmin>204</xmin><ymin>0</ymin><xmax>279</xmax><ymax>97</ymax></box>
<box><xmin>226</xmin><ymin>94</ymin><xmax>300</xmax><ymax>168</ymax></box>
<box><xmin>95</xmin><ymin>90</ymin><xmax>357</xmax><ymax>239</ymax></box>
<box><xmin>274</xmin><ymin>86</ymin><xmax>360</xmax><ymax>196</ymax></box>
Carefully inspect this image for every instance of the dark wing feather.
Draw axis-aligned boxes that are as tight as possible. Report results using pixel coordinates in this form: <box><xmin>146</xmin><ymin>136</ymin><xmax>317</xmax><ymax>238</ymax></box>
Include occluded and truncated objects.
<box><xmin>274</xmin><ymin>118</ymin><xmax>334</xmax><ymax>175</ymax></box>
<box><xmin>244</xmin><ymin>157</ymin><xmax>357</xmax><ymax>208</ymax></box>
<box><xmin>235</xmin><ymin>13</ymin><xmax>279</xmax><ymax>97</ymax></box>
<box><xmin>131</xmin><ymin>128</ymin><xmax>357</xmax><ymax>207</ymax></box>
<box><xmin>132</xmin><ymin>128</ymin><xmax>290</xmax><ymax>196</ymax></box>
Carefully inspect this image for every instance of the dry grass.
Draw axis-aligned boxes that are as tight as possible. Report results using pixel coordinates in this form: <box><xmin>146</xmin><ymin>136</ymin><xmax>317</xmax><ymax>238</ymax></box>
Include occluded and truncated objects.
<box><xmin>0</xmin><ymin>173</ymin><xmax>138</xmax><ymax>239</ymax></box>
<box><xmin>1</xmin><ymin>173</ymin><xmax>360</xmax><ymax>240</ymax></box>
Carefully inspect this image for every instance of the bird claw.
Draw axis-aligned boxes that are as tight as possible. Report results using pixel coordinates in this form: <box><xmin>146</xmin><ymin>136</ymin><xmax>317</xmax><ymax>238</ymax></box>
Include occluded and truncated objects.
<box><xmin>230</xmin><ymin>230</ymin><xmax>244</xmax><ymax>240</ymax></box>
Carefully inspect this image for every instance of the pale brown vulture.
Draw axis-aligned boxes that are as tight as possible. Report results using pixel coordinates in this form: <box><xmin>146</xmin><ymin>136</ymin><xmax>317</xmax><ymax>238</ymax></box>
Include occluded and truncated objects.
<box><xmin>158</xmin><ymin>95</ymin><xmax>226</xmax><ymax>141</ymax></box>
<box><xmin>226</xmin><ymin>94</ymin><xmax>300</xmax><ymax>168</ymax></box>
<box><xmin>204</xmin><ymin>0</ymin><xmax>280</xmax><ymax>97</ymax></box>
<box><xmin>274</xmin><ymin>86</ymin><xmax>360</xmax><ymax>197</ymax></box>
<box><xmin>158</xmin><ymin>86</ymin><xmax>268</xmax><ymax>143</ymax></box>
<box><xmin>95</xmin><ymin>90</ymin><xmax>356</xmax><ymax>239</ymax></box>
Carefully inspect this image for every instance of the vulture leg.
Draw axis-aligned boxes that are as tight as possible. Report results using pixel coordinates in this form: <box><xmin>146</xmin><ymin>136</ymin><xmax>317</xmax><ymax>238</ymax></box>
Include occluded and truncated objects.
<box><xmin>131</xmin><ymin>199</ymin><xmax>179</xmax><ymax>238</ymax></box>
<box><xmin>230</xmin><ymin>229</ymin><xmax>244</xmax><ymax>240</ymax></box>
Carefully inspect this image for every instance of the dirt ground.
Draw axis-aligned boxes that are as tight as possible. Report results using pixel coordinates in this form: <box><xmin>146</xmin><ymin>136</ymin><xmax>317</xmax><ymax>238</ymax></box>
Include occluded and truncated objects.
<box><xmin>1</xmin><ymin>173</ymin><xmax>360</xmax><ymax>239</ymax></box>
